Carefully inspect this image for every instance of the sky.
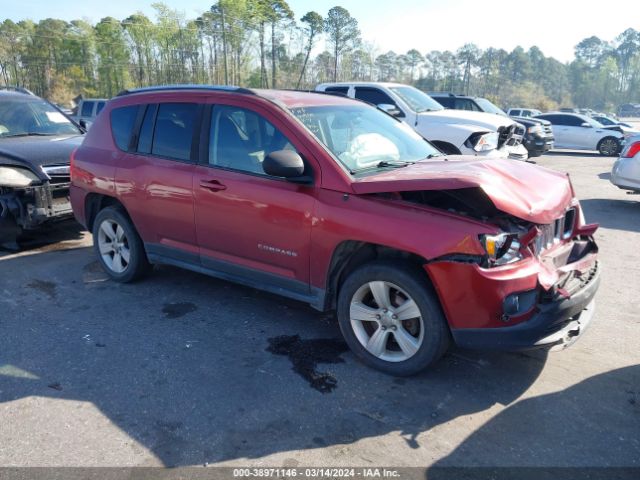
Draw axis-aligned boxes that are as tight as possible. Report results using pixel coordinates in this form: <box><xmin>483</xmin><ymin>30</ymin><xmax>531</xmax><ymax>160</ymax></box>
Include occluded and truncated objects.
<box><xmin>2</xmin><ymin>0</ymin><xmax>639</xmax><ymax>62</ymax></box>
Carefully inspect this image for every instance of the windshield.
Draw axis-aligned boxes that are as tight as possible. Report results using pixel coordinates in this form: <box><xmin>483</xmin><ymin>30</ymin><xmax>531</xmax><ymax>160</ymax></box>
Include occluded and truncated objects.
<box><xmin>0</xmin><ymin>98</ymin><xmax>81</xmax><ymax>137</ymax></box>
<box><xmin>595</xmin><ymin>116</ymin><xmax>616</xmax><ymax>126</ymax></box>
<box><xmin>388</xmin><ymin>86</ymin><xmax>444</xmax><ymax>113</ymax></box>
<box><xmin>291</xmin><ymin>105</ymin><xmax>442</xmax><ymax>173</ymax></box>
<box><xmin>476</xmin><ymin>98</ymin><xmax>507</xmax><ymax>116</ymax></box>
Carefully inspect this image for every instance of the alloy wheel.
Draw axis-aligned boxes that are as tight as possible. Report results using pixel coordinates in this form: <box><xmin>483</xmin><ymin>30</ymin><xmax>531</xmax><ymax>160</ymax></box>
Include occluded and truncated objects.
<box><xmin>97</xmin><ymin>219</ymin><xmax>131</xmax><ymax>274</ymax></box>
<box><xmin>349</xmin><ymin>281</ymin><xmax>425</xmax><ymax>362</ymax></box>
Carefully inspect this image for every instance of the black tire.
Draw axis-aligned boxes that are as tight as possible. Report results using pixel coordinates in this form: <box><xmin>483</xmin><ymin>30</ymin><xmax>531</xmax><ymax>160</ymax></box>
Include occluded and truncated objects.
<box><xmin>337</xmin><ymin>260</ymin><xmax>450</xmax><ymax>376</ymax></box>
<box><xmin>92</xmin><ymin>206</ymin><xmax>150</xmax><ymax>283</ymax></box>
<box><xmin>597</xmin><ymin>137</ymin><xmax>620</xmax><ymax>156</ymax></box>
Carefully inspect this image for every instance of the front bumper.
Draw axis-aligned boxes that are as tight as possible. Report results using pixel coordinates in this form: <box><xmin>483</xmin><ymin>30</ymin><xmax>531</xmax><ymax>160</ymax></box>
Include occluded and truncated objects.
<box><xmin>450</xmin><ymin>261</ymin><xmax>600</xmax><ymax>350</ymax></box>
<box><xmin>524</xmin><ymin>135</ymin><xmax>554</xmax><ymax>157</ymax></box>
<box><xmin>610</xmin><ymin>156</ymin><xmax>640</xmax><ymax>193</ymax></box>
<box><xmin>0</xmin><ymin>181</ymin><xmax>72</xmax><ymax>244</ymax></box>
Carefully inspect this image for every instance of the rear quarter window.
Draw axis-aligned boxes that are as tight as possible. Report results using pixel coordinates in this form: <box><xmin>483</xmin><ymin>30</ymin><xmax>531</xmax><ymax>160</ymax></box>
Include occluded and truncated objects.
<box><xmin>110</xmin><ymin>105</ymin><xmax>139</xmax><ymax>151</ymax></box>
<box><xmin>81</xmin><ymin>101</ymin><xmax>95</xmax><ymax>117</ymax></box>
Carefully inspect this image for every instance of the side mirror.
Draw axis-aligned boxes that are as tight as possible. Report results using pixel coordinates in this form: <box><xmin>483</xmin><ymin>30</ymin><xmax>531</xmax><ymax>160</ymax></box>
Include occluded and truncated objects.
<box><xmin>263</xmin><ymin>150</ymin><xmax>310</xmax><ymax>183</ymax></box>
<box><xmin>377</xmin><ymin>103</ymin><xmax>405</xmax><ymax>118</ymax></box>
<box><xmin>581</xmin><ymin>122</ymin><xmax>592</xmax><ymax>128</ymax></box>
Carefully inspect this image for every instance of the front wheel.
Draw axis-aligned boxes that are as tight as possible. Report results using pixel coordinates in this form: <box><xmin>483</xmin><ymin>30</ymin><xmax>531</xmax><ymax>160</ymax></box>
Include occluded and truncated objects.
<box><xmin>337</xmin><ymin>261</ymin><xmax>450</xmax><ymax>376</ymax></box>
<box><xmin>598</xmin><ymin>137</ymin><xmax>620</xmax><ymax>156</ymax></box>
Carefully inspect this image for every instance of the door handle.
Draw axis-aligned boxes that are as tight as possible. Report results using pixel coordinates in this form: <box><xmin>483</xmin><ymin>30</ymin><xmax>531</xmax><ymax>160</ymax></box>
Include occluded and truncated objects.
<box><xmin>199</xmin><ymin>179</ymin><xmax>227</xmax><ymax>192</ymax></box>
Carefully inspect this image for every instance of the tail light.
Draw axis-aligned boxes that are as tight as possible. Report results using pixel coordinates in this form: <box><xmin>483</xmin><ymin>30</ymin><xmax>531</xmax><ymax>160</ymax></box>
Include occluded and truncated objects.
<box><xmin>621</xmin><ymin>141</ymin><xmax>640</xmax><ymax>158</ymax></box>
<box><xmin>70</xmin><ymin>147</ymin><xmax>77</xmax><ymax>180</ymax></box>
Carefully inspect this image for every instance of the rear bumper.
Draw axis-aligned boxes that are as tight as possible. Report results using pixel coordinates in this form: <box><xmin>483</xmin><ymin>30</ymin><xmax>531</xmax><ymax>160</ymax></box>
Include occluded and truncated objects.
<box><xmin>610</xmin><ymin>157</ymin><xmax>640</xmax><ymax>192</ymax></box>
<box><xmin>451</xmin><ymin>262</ymin><xmax>600</xmax><ymax>350</ymax></box>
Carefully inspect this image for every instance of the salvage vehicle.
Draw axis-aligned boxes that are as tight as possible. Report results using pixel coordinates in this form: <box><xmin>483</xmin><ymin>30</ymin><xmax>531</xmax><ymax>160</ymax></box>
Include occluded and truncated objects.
<box><xmin>535</xmin><ymin>112</ymin><xmax>624</xmax><ymax>156</ymax></box>
<box><xmin>0</xmin><ymin>88</ymin><xmax>84</xmax><ymax>249</ymax></box>
<box><xmin>511</xmin><ymin>116</ymin><xmax>554</xmax><ymax>158</ymax></box>
<box><xmin>71</xmin><ymin>86</ymin><xmax>600</xmax><ymax>376</ymax></box>
<box><xmin>611</xmin><ymin>135</ymin><xmax>640</xmax><ymax>194</ymax></box>
<box><xmin>316</xmin><ymin>82</ymin><xmax>528</xmax><ymax>160</ymax></box>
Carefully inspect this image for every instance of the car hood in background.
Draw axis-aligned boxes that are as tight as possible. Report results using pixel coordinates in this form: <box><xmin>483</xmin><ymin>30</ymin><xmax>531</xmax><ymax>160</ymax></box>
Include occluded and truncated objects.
<box><xmin>351</xmin><ymin>157</ymin><xmax>573</xmax><ymax>224</ymax></box>
<box><xmin>0</xmin><ymin>135</ymin><xmax>83</xmax><ymax>176</ymax></box>
<box><xmin>510</xmin><ymin>116</ymin><xmax>551</xmax><ymax>128</ymax></box>
<box><xmin>421</xmin><ymin>109</ymin><xmax>515</xmax><ymax>130</ymax></box>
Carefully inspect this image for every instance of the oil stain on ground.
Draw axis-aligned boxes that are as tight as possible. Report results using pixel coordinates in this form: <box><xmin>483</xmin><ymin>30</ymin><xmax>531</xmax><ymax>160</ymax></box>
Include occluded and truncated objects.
<box><xmin>27</xmin><ymin>279</ymin><xmax>57</xmax><ymax>299</ymax></box>
<box><xmin>267</xmin><ymin>335</ymin><xmax>349</xmax><ymax>393</ymax></box>
<box><xmin>162</xmin><ymin>302</ymin><xmax>198</xmax><ymax>319</ymax></box>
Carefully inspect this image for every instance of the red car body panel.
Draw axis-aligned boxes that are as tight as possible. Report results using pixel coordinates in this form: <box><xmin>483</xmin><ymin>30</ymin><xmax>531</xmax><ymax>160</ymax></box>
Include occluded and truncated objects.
<box><xmin>71</xmin><ymin>87</ymin><xmax>600</xmax><ymax>349</ymax></box>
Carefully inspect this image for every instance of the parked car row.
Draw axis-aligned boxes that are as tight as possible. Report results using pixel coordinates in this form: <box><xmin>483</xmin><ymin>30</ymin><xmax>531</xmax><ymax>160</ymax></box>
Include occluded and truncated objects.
<box><xmin>316</xmin><ymin>83</ymin><xmax>529</xmax><ymax>160</ymax></box>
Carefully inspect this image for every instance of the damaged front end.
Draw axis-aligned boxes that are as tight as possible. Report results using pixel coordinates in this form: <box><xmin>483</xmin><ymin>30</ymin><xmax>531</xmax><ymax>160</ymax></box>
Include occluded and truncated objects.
<box><xmin>411</xmin><ymin>189</ymin><xmax>599</xmax><ymax>351</ymax></box>
<box><xmin>0</xmin><ymin>164</ymin><xmax>72</xmax><ymax>249</ymax></box>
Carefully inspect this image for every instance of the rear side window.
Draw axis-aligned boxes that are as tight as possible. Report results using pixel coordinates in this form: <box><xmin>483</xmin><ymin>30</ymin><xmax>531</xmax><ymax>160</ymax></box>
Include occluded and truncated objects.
<box><xmin>110</xmin><ymin>105</ymin><xmax>139</xmax><ymax>151</ymax></box>
<box><xmin>151</xmin><ymin>103</ymin><xmax>198</xmax><ymax>161</ymax></box>
<box><xmin>454</xmin><ymin>98</ymin><xmax>481</xmax><ymax>111</ymax></box>
<box><xmin>434</xmin><ymin>97</ymin><xmax>453</xmax><ymax>108</ymax></box>
<box><xmin>96</xmin><ymin>101</ymin><xmax>106</xmax><ymax>114</ymax></box>
<box><xmin>81</xmin><ymin>101</ymin><xmax>95</xmax><ymax>117</ymax></box>
<box><xmin>325</xmin><ymin>86</ymin><xmax>349</xmax><ymax>95</ymax></box>
<box><xmin>354</xmin><ymin>87</ymin><xmax>395</xmax><ymax>107</ymax></box>
<box><xmin>137</xmin><ymin>104</ymin><xmax>157</xmax><ymax>154</ymax></box>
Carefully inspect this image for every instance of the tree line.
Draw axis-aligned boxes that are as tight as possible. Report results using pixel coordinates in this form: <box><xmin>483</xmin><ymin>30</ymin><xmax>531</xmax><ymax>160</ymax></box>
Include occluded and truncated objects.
<box><xmin>0</xmin><ymin>1</ymin><xmax>638</xmax><ymax>112</ymax></box>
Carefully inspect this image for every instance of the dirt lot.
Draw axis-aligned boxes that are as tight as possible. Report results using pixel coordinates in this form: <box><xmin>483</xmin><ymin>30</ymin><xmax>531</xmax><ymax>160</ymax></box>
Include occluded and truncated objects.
<box><xmin>0</xmin><ymin>152</ymin><xmax>638</xmax><ymax>468</ymax></box>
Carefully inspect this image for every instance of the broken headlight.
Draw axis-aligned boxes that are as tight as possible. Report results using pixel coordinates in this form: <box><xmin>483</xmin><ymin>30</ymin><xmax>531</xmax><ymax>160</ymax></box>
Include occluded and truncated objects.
<box><xmin>0</xmin><ymin>166</ymin><xmax>39</xmax><ymax>188</ymax></box>
<box><xmin>479</xmin><ymin>233</ymin><xmax>523</xmax><ymax>266</ymax></box>
<box><xmin>472</xmin><ymin>132</ymin><xmax>499</xmax><ymax>152</ymax></box>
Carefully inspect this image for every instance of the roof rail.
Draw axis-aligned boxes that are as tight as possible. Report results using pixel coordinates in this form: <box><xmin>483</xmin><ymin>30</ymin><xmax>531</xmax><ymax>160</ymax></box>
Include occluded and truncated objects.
<box><xmin>0</xmin><ymin>86</ymin><xmax>36</xmax><ymax>96</ymax></box>
<box><xmin>116</xmin><ymin>84</ymin><xmax>255</xmax><ymax>97</ymax></box>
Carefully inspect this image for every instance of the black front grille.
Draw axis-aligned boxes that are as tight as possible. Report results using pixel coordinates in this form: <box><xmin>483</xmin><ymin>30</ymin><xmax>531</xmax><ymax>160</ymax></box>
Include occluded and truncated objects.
<box><xmin>42</xmin><ymin>165</ymin><xmax>70</xmax><ymax>184</ymax></box>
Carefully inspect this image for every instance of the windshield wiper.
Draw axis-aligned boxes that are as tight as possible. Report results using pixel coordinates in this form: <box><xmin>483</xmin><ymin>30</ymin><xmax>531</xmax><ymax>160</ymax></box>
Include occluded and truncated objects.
<box><xmin>351</xmin><ymin>160</ymin><xmax>415</xmax><ymax>174</ymax></box>
<box><xmin>3</xmin><ymin>132</ymin><xmax>57</xmax><ymax>138</ymax></box>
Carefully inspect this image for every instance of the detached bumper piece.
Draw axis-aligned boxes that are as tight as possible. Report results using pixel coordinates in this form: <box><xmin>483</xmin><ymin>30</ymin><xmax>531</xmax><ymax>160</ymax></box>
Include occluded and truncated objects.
<box><xmin>451</xmin><ymin>261</ymin><xmax>600</xmax><ymax>351</ymax></box>
<box><xmin>0</xmin><ymin>182</ymin><xmax>72</xmax><ymax>247</ymax></box>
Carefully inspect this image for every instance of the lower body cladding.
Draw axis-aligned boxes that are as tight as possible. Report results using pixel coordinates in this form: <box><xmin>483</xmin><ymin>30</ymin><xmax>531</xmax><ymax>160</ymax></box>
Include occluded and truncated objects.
<box><xmin>0</xmin><ymin>182</ymin><xmax>72</xmax><ymax>248</ymax></box>
<box><xmin>425</xmin><ymin>237</ymin><xmax>600</xmax><ymax>351</ymax></box>
<box><xmin>524</xmin><ymin>136</ymin><xmax>554</xmax><ymax>158</ymax></box>
<box><xmin>610</xmin><ymin>156</ymin><xmax>640</xmax><ymax>193</ymax></box>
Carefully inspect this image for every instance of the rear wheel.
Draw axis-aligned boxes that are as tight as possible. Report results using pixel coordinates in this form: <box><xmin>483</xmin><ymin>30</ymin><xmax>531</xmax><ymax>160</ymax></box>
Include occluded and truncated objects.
<box><xmin>337</xmin><ymin>261</ymin><xmax>450</xmax><ymax>376</ymax></box>
<box><xmin>598</xmin><ymin>137</ymin><xmax>620</xmax><ymax>156</ymax></box>
<box><xmin>92</xmin><ymin>206</ymin><xmax>150</xmax><ymax>282</ymax></box>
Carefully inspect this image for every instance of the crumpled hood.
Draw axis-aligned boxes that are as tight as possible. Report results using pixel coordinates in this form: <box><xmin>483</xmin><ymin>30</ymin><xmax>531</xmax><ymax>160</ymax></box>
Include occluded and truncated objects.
<box><xmin>422</xmin><ymin>109</ymin><xmax>515</xmax><ymax>130</ymax></box>
<box><xmin>0</xmin><ymin>134</ymin><xmax>83</xmax><ymax>180</ymax></box>
<box><xmin>351</xmin><ymin>157</ymin><xmax>574</xmax><ymax>224</ymax></box>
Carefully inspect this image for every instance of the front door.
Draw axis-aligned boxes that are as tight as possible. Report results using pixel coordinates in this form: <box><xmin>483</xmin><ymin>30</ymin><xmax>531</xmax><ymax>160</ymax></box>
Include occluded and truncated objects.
<box><xmin>193</xmin><ymin>101</ymin><xmax>317</xmax><ymax>296</ymax></box>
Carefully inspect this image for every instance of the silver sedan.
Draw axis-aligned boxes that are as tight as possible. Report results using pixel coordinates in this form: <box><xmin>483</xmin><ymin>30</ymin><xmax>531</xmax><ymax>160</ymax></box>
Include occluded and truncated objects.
<box><xmin>611</xmin><ymin>135</ymin><xmax>640</xmax><ymax>193</ymax></box>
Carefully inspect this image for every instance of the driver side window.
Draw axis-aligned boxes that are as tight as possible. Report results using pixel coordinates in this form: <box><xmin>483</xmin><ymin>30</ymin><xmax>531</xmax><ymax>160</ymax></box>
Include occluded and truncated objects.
<box><xmin>209</xmin><ymin>106</ymin><xmax>296</xmax><ymax>176</ymax></box>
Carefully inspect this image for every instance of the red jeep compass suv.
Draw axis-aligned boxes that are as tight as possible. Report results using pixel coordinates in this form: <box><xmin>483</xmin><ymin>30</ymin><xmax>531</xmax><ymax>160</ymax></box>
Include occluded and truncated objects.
<box><xmin>70</xmin><ymin>85</ymin><xmax>600</xmax><ymax>376</ymax></box>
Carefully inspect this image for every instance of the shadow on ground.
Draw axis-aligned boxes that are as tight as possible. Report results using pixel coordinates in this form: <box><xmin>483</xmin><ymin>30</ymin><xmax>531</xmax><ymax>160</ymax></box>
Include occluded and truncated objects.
<box><xmin>580</xmin><ymin>198</ymin><xmax>640</xmax><ymax>233</ymax></box>
<box><xmin>545</xmin><ymin>151</ymin><xmax>604</xmax><ymax>158</ymax></box>
<box><xmin>0</xmin><ymin>219</ymin><xmax>86</xmax><ymax>257</ymax></box>
<box><xmin>1</xmin><ymin>248</ymin><xmax>637</xmax><ymax>466</ymax></box>
<box><xmin>429</xmin><ymin>365</ymin><xmax>640</xmax><ymax>469</ymax></box>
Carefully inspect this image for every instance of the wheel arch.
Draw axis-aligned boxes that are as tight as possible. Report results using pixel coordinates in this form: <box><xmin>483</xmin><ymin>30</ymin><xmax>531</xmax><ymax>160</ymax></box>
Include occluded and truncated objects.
<box><xmin>322</xmin><ymin>240</ymin><xmax>433</xmax><ymax>311</ymax></box>
<box><xmin>84</xmin><ymin>193</ymin><xmax>129</xmax><ymax>232</ymax></box>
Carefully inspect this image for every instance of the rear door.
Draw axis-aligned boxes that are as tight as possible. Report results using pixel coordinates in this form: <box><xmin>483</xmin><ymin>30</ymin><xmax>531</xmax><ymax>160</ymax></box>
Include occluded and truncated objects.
<box><xmin>193</xmin><ymin>98</ymin><xmax>317</xmax><ymax>295</ymax></box>
<box><xmin>539</xmin><ymin>115</ymin><xmax>573</xmax><ymax>148</ymax></box>
<box><xmin>115</xmin><ymin>101</ymin><xmax>201</xmax><ymax>260</ymax></box>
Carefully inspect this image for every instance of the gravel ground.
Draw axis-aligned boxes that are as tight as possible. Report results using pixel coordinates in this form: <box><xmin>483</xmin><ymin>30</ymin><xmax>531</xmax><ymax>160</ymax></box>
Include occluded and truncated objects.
<box><xmin>0</xmin><ymin>152</ymin><xmax>638</xmax><ymax>468</ymax></box>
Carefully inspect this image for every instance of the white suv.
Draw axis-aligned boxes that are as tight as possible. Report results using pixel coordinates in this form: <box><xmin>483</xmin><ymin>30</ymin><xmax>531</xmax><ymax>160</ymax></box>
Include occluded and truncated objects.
<box><xmin>535</xmin><ymin>112</ymin><xmax>624</xmax><ymax>156</ymax></box>
<box><xmin>316</xmin><ymin>82</ymin><xmax>527</xmax><ymax>160</ymax></box>
<box><xmin>507</xmin><ymin>108</ymin><xmax>542</xmax><ymax>118</ymax></box>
